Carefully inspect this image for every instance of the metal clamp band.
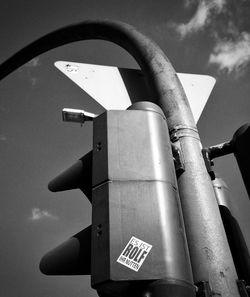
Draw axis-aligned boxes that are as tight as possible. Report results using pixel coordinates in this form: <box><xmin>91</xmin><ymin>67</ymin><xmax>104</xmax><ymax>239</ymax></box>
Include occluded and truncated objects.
<box><xmin>170</xmin><ymin>125</ymin><xmax>200</xmax><ymax>142</ymax></box>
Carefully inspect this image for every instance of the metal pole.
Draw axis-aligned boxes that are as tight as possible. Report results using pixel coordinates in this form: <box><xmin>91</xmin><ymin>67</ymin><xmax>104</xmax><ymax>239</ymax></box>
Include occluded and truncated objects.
<box><xmin>0</xmin><ymin>20</ymin><xmax>240</xmax><ymax>296</ymax></box>
<box><xmin>213</xmin><ymin>178</ymin><xmax>250</xmax><ymax>293</ymax></box>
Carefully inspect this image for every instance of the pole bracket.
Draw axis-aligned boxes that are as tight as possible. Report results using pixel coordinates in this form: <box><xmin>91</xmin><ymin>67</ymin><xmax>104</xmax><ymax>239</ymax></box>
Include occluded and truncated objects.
<box><xmin>202</xmin><ymin>141</ymin><xmax>233</xmax><ymax>180</ymax></box>
<box><xmin>170</xmin><ymin>125</ymin><xmax>199</xmax><ymax>143</ymax></box>
<box><xmin>202</xmin><ymin>148</ymin><xmax>216</xmax><ymax>180</ymax></box>
<box><xmin>172</xmin><ymin>143</ymin><xmax>185</xmax><ymax>177</ymax></box>
<box><xmin>196</xmin><ymin>281</ymin><xmax>221</xmax><ymax>297</ymax></box>
<box><xmin>237</xmin><ymin>280</ymin><xmax>250</xmax><ymax>297</ymax></box>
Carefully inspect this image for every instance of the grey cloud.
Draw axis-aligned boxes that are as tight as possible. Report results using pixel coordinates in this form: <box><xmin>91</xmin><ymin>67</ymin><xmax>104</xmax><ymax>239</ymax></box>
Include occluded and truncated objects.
<box><xmin>209</xmin><ymin>32</ymin><xmax>250</xmax><ymax>75</ymax></box>
<box><xmin>25</xmin><ymin>57</ymin><xmax>40</xmax><ymax>68</ymax></box>
<box><xmin>18</xmin><ymin>57</ymin><xmax>40</xmax><ymax>87</ymax></box>
<box><xmin>30</xmin><ymin>77</ymin><xmax>38</xmax><ymax>86</ymax></box>
<box><xmin>171</xmin><ymin>0</ymin><xmax>226</xmax><ymax>38</ymax></box>
<box><xmin>29</xmin><ymin>208</ymin><xmax>58</xmax><ymax>221</ymax></box>
<box><xmin>170</xmin><ymin>0</ymin><xmax>250</xmax><ymax>76</ymax></box>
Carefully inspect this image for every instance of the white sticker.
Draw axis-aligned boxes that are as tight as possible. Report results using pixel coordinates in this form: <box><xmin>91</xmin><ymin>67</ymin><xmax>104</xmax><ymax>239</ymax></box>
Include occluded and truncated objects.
<box><xmin>117</xmin><ymin>236</ymin><xmax>152</xmax><ymax>272</ymax></box>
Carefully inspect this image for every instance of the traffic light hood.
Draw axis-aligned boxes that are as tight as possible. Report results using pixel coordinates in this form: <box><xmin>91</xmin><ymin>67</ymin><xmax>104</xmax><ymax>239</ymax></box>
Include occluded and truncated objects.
<box><xmin>48</xmin><ymin>151</ymin><xmax>92</xmax><ymax>202</ymax></box>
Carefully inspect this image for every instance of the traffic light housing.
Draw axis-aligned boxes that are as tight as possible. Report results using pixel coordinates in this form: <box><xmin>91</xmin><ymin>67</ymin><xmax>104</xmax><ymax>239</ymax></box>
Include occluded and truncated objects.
<box><xmin>232</xmin><ymin>123</ymin><xmax>250</xmax><ymax>199</ymax></box>
<box><xmin>0</xmin><ymin>17</ymin><xmax>240</xmax><ymax>297</ymax></box>
<box><xmin>213</xmin><ymin>178</ymin><xmax>250</xmax><ymax>287</ymax></box>
<box><xmin>40</xmin><ymin>226</ymin><xmax>91</xmax><ymax>275</ymax></box>
<box><xmin>40</xmin><ymin>102</ymin><xmax>195</xmax><ymax>297</ymax></box>
<box><xmin>48</xmin><ymin>151</ymin><xmax>93</xmax><ymax>201</ymax></box>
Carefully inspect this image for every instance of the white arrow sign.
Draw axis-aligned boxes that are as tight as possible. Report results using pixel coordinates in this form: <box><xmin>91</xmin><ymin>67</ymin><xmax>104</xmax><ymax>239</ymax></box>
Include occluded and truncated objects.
<box><xmin>55</xmin><ymin>61</ymin><xmax>216</xmax><ymax>123</ymax></box>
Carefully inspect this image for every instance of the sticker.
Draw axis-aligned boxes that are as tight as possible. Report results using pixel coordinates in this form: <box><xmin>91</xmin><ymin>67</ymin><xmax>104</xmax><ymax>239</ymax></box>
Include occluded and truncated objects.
<box><xmin>117</xmin><ymin>236</ymin><xmax>152</xmax><ymax>272</ymax></box>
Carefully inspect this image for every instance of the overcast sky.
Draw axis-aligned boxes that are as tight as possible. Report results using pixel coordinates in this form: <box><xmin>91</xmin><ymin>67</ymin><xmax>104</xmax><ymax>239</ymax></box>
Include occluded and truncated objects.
<box><xmin>1</xmin><ymin>1</ymin><xmax>250</xmax><ymax>296</ymax></box>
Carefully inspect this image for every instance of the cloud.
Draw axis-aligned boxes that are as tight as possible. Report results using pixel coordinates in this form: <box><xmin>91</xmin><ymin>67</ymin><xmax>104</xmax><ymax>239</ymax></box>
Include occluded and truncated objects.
<box><xmin>25</xmin><ymin>57</ymin><xmax>40</xmax><ymax>68</ymax></box>
<box><xmin>29</xmin><ymin>208</ymin><xmax>57</xmax><ymax>221</ymax></box>
<box><xmin>0</xmin><ymin>134</ymin><xmax>7</xmax><ymax>141</ymax></box>
<box><xmin>18</xmin><ymin>57</ymin><xmax>40</xmax><ymax>86</ymax></box>
<box><xmin>172</xmin><ymin>0</ymin><xmax>226</xmax><ymax>38</ymax></box>
<box><xmin>209</xmin><ymin>32</ymin><xmax>250</xmax><ymax>75</ymax></box>
<box><xmin>30</xmin><ymin>77</ymin><xmax>38</xmax><ymax>86</ymax></box>
<box><xmin>183</xmin><ymin>0</ymin><xmax>196</xmax><ymax>8</ymax></box>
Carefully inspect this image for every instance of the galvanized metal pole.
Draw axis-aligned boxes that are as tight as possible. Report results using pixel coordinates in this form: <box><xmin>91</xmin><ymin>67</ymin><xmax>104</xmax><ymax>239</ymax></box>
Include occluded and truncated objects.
<box><xmin>0</xmin><ymin>20</ymin><xmax>240</xmax><ymax>296</ymax></box>
<box><xmin>213</xmin><ymin>178</ymin><xmax>250</xmax><ymax>294</ymax></box>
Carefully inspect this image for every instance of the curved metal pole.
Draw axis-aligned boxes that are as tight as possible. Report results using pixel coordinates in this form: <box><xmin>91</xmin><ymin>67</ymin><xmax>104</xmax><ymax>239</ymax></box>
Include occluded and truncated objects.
<box><xmin>0</xmin><ymin>20</ymin><xmax>239</xmax><ymax>296</ymax></box>
<box><xmin>0</xmin><ymin>20</ymin><xmax>193</xmax><ymax>129</ymax></box>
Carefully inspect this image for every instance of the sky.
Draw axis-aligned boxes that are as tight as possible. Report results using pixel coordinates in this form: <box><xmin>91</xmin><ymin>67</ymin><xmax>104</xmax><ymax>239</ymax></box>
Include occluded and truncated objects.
<box><xmin>0</xmin><ymin>0</ymin><xmax>250</xmax><ymax>296</ymax></box>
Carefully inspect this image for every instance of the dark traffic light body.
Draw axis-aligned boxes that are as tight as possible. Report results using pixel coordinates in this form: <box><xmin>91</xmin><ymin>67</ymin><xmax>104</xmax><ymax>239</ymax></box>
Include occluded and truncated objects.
<box><xmin>232</xmin><ymin>124</ymin><xmax>250</xmax><ymax>199</ymax></box>
<box><xmin>41</xmin><ymin>102</ymin><xmax>195</xmax><ymax>297</ymax></box>
<box><xmin>91</xmin><ymin>102</ymin><xmax>194</xmax><ymax>296</ymax></box>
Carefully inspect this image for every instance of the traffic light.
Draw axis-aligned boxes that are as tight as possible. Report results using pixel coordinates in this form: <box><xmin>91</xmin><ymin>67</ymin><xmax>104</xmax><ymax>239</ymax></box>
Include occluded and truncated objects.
<box><xmin>213</xmin><ymin>178</ymin><xmax>250</xmax><ymax>291</ymax></box>
<box><xmin>40</xmin><ymin>226</ymin><xmax>91</xmax><ymax>275</ymax></box>
<box><xmin>202</xmin><ymin>123</ymin><xmax>250</xmax><ymax>201</ymax></box>
<box><xmin>48</xmin><ymin>150</ymin><xmax>93</xmax><ymax>201</ymax></box>
<box><xmin>0</xmin><ymin>18</ymin><xmax>241</xmax><ymax>297</ymax></box>
<box><xmin>40</xmin><ymin>102</ymin><xmax>195</xmax><ymax>297</ymax></box>
<box><xmin>40</xmin><ymin>152</ymin><xmax>93</xmax><ymax>275</ymax></box>
<box><xmin>232</xmin><ymin>124</ymin><xmax>250</xmax><ymax>199</ymax></box>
